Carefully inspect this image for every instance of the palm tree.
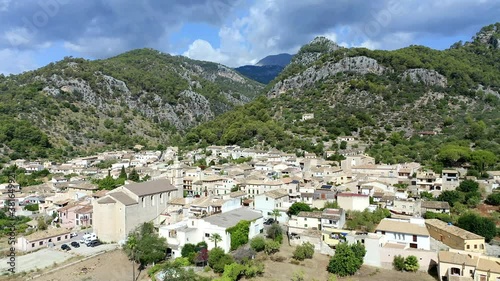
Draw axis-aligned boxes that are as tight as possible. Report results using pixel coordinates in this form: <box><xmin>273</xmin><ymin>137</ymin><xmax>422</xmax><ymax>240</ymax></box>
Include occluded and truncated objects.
<box><xmin>271</xmin><ymin>209</ymin><xmax>281</xmax><ymax>223</ymax></box>
<box><xmin>209</xmin><ymin>233</ymin><xmax>222</xmax><ymax>248</ymax></box>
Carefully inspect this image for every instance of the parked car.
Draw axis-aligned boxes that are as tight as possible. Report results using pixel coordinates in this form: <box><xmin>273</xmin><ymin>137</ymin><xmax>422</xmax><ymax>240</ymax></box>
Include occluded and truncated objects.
<box><xmin>87</xmin><ymin>240</ymin><xmax>101</xmax><ymax>247</ymax></box>
<box><xmin>70</xmin><ymin>232</ymin><xmax>78</xmax><ymax>238</ymax></box>
<box><xmin>264</xmin><ymin>218</ymin><xmax>275</xmax><ymax>225</ymax></box>
<box><xmin>70</xmin><ymin>241</ymin><xmax>80</xmax><ymax>248</ymax></box>
<box><xmin>61</xmin><ymin>244</ymin><xmax>71</xmax><ymax>251</ymax></box>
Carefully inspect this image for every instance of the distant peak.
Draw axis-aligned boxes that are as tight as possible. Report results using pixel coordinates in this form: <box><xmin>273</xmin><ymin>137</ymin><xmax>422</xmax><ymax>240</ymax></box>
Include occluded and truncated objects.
<box><xmin>255</xmin><ymin>53</ymin><xmax>293</xmax><ymax>67</ymax></box>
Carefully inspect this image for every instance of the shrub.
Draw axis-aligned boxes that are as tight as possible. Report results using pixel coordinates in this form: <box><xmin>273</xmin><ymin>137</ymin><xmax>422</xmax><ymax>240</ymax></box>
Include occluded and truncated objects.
<box><xmin>292</xmin><ymin>242</ymin><xmax>314</xmax><ymax>261</ymax></box>
<box><xmin>172</xmin><ymin>257</ymin><xmax>190</xmax><ymax>267</ymax></box>
<box><xmin>208</xmin><ymin>247</ymin><xmax>234</xmax><ymax>274</ymax></box>
<box><xmin>486</xmin><ymin>192</ymin><xmax>500</xmax><ymax>206</ymax></box>
<box><xmin>290</xmin><ymin>259</ymin><xmax>300</xmax><ymax>265</ymax></box>
<box><xmin>250</xmin><ymin>236</ymin><xmax>266</xmax><ymax>252</ymax></box>
<box><xmin>264</xmin><ymin>239</ymin><xmax>280</xmax><ymax>255</ymax></box>
<box><xmin>393</xmin><ymin>255</ymin><xmax>405</xmax><ymax>271</ymax></box>
<box><xmin>270</xmin><ymin>255</ymin><xmax>286</xmax><ymax>262</ymax></box>
<box><xmin>404</xmin><ymin>255</ymin><xmax>419</xmax><ymax>272</ymax></box>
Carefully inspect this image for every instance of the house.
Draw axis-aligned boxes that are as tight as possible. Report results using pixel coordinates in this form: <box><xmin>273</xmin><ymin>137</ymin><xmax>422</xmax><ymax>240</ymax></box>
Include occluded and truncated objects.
<box><xmin>437</xmin><ymin>251</ymin><xmax>500</xmax><ymax>281</ymax></box>
<box><xmin>425</xmin><ymin>219</ymin><xmax>485</xmax><ymax>253</ymax></box>
<box><xmin>336</xmin><ymin>193</ymin><xmax>369</xmax><ymax>211</ymax></box>
<box><xmin>17</xmin><ymin>228</ymin><xmax>71</xmax><ymax>251</ymax></box>
<box><xmin>375</xmin><ymin>218</ymin><xmax>431</xmax><ymax>250</ymax></box>
<box><xmin>92</xmin><ymin>179</ymin><xmax>180</xmax><ymax>243</ymax></box>
<box><xmin>253</xmin><ymin>189</ymin><xmax>289</xmax><ymax>223</ymax></box>
<box><xmin>321</xmin><ymin>208</ymin><xmax>347</xmax><ymax>247</ymax></box>
<box><xmin>301</xmin><ymin>113</ymin><xmax>314</xmax><ymax>121</ymax></box>
<box><xmin>391</xmin><ymin>198</ymin><xmax>418</xmax><ymax>216</ymax></box>
<box><xmin>346</xmin><ymin>232</ymin><xmax>437</xmax><ymax>271</ymax></box>
<box><xmin>420</xmin><ymin>201</ymin><xmax>450</xmax><ymax>214</ymax></box>
<box><xmin>442</xmin><ymin>169</ymin><xmax>460</xmax><ymax>191</ymax></box>
<box><xmin>159</xmin><ymin>208</ymin><xmax>263</xmax><ymax>257</ymax></box>
<box><xmin>289</xmin><ymin>211</ymin><xmax>323</xmax><ymax>231</ymax></box>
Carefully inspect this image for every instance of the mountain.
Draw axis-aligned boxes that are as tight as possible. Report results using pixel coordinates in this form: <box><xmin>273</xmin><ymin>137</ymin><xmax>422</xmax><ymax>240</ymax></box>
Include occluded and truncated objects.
<box><xmin>234</xmin><ymin>65</ymin><xmax>284</xmax><ymax>84</ymax></box>
<box><xmin>185</xmin><ymin>24</ymin><xmax>500</xmax><ymax>170</ymax></box>
<box><xmin>255</xmin><ymin>53</ymin><xmax>293</xmax><ymax>67</ymax></box>
<box><xmin>0</xmin><ymin>48</ymin><xmax>263</xmax><ymax>160</ymax></box>
<box><xmin>234</xmin><ymin>53</ymin><xmax>293</xmax><ymax>84</ymax></box>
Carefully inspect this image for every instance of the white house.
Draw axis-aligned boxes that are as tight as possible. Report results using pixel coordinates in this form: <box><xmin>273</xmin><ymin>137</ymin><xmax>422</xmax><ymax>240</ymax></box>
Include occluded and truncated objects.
<box><xmin>375</xmin><ymin>218</ymin><xmax>430</xmax><ymax>250</ymax></box>
<box><xmin>336</xmin><ymin>193</ymin><xmax>369</xmax><ymax>211</ymax></box>
<box><xmin>159</xmin><ymin>208</ymin><xmax>263</xmax><ymax>257</ymax></box>
<box><xmin>253</xmin><ymin>189</ymin><xmax>289</xmax><ymax>223</ymax></box>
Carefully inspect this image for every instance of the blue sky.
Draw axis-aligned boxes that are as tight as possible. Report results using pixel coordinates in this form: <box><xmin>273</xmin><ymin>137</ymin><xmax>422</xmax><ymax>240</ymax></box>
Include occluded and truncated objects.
<box><xmin>0</xmin><ymin>0</ymin><xmax>499</xmax><ymax>74</ymax></box>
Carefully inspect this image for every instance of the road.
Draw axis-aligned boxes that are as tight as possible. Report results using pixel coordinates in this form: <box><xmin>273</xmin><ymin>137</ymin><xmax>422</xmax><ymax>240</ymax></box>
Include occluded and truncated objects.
<box><xmin>0</xmin><ymin>229</ymin><xmax>118</xmax><ymax>274</ymax></box>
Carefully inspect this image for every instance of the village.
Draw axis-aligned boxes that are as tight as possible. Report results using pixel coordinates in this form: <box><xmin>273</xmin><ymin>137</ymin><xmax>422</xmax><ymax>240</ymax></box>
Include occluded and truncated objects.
<box><xmin>1</xmin><ymin>139</ymin><xmax>500</xmax><ymax>281</ymax></box>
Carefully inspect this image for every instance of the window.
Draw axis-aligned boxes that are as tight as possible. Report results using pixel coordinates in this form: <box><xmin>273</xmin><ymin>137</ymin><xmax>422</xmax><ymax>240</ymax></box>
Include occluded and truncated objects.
<box><xmin>381</xmin><ymin>231</ymin><xmax>385</xmax><ymax>235</ymax></box>
<box><xmin>65</xmin><ymin>235</ymin><xmax>68</xmax><ymax>239</ymax></box>
<box><xmin>474</xmin><ymin>244</ymin><xmax>478</xmax><ymax>249</ymax></box>
<box><xmin>39</xmin><ymin>241</ymin><xmax>43</xmax><ymax>246</ymax></box>
<box><xmin>467</xmin><ymin>245</ymin><xmax>470</xmax><ymax>249</ymax></box>
<box><xmin>304</xmin><ymin>224</ymin><xmax>308</xmax><ymax>228</ymax></box>
<box><xmin>205</xmin><ymin>233</ymin><xmax>210</xmax><ymax>238</ymax></box>
<box><xmin>481</xmin><ymin>244</ymin><xmax>484</xmax><ymax>249</ymax></box>
<box><xmin>57</xmin><ymin>237</ymin><xmax>61</xmax><ymax>241</ymax></box>
<box><xmin>304</xmin><ymin>218</ymin><xmax>307</xmax><ymax>221</ymax></box>
<box><xmin>413</xmin><ymin>235</ymin><xmax>417</xmax><ymax>242</ymax></box>
<box><xmin>32</xmin><ymin>243</ymin><xmax>35</xmax><ymax>247</ymax></box>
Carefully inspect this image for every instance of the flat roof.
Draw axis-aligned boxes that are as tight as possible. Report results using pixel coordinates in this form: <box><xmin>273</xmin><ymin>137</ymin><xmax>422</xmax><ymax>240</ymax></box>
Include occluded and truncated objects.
<box><xmin>203</xmin><ymin>208</ymin><xmax>262</xmax><ymax>228</ymax></box>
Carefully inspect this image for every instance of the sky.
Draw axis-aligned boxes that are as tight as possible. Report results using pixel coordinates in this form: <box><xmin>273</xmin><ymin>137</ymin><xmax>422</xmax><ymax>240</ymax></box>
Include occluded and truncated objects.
<box><xmin>0</xmin><ymin>0</ymin><xmax>499</xmax><ymax>75</ymax></box>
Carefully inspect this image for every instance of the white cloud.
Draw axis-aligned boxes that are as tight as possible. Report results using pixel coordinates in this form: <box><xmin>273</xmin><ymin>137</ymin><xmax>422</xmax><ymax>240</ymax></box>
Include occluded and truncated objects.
<box><xmin>182</xmin><ymin>39</ymin><xmax>229</xmax><ymax>65</ymax></box>
<box><xmin>0</xmin><ymin>49</ymin><xmax>37</xmax><ymax>74</ymax></box>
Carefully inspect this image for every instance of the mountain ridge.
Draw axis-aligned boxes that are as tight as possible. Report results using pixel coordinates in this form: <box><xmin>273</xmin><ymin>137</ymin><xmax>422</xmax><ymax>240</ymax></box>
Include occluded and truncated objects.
<box><xmin>0</xmin><ymin>48</ymin><xmax>263</xmax><ymax>160</ymax></box>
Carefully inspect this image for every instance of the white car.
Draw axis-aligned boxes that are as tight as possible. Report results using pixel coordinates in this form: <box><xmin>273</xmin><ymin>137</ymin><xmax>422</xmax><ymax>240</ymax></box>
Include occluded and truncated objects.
<box><xmin>70</xmin><ymin>232</ymin><xmax>78</xmax><ymax>238</ymax></box>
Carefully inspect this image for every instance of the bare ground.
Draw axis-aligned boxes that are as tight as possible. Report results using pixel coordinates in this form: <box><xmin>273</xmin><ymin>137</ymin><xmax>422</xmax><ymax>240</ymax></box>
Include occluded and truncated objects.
<box><xmin>1</xmin><ymin>250</ymin><xmax>149</xmax><ymax>281</ymax></box>
<box><xmin>249</xmin><ymin>241</ymin><xmax>438</xmax><ymax>281</ymax></box>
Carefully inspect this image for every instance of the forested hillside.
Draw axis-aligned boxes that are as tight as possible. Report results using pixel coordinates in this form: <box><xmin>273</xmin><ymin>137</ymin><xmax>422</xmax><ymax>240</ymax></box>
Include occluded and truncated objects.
<box><xmin>0</xmin><ymin>49</ymin><xmax>262</xmax><ymax>161</ymax></box>
<box><xmin>185</xmin><ymin>23</ymin><xmax>500</xmax><ymax>173</ymax></box>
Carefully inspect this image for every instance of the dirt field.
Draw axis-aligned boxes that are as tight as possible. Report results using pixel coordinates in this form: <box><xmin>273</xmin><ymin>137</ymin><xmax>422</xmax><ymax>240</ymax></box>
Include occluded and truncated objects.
<box><xmin>1</xmin><ymin>250</ymin><xmax>149</xmax><ymax>281</ymax></box>
<box><xmin>250</xmin><ymin>241</ymin><xmax>438</xmax><ymax>281</ymax></box>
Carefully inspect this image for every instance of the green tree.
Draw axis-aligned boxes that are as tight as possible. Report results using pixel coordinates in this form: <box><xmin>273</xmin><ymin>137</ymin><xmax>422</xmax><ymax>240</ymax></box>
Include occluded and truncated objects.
<box><xmin>437</xmin><ymin>190</ymin><xmax>464</xmax><ymax>207</ymax></box>
<box><xmin>119</xmin><ymin>166</ymin><xmax>127</xmax><ymax>179</ymax></box>
<box><xmin>287</xmin><ymin>202</ymin><xmax>312</xmax><ymax>217</ymax></box>
<box><xmin>457</xmin><ymin>213</ymin><xmax>497</xmax><ymax>242</ymax></box>
<box><xmin>327</xmin><ymin>243</ymin><xmax>363</xmax><ymax>277</ymax></box>
<box><xmin>209</xmin><ymin>233</ymin><xmax>222</xmax><ymax>248</ymax></box>
<box><xmin>471</xmin><ymin>150</ymin><xmax>497</xmax><ymax>172</ymax></box>
<box><xmin>124</xmin><ymin>222</ymin><xmax>167</xmax><ymax>268</ymax></box>
<box><xmin>128</xmin><ymin>168</ymin><xmax>140</xmax><ymax>182</ymax></box>
<box><xmin>208</xmin><ymin>247</ymin><xmax>233</xmax><ymax>274</ymax></box>
<box><xmin>37</xmin><ymin>216</ymin><xmax>47</xmax><ymax>230</ymax></box>
<box><xmin>271</xmin><ymin>209</ymin><xmax>281</xmax><ymax>222</ymax></box>
<box><xmin>266</xmin><ymin>223</ymin><xmax>283</xmax><ymax>243</ymax></box>
<box><xmin>457</xmin><ymin>179</ymin><xmax>479</xmax><ymax>193</ymax></box>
